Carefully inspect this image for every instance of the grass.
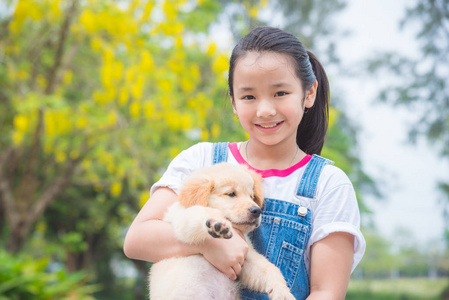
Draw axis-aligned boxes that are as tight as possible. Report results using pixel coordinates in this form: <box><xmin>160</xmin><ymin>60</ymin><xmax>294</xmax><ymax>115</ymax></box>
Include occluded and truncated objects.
<box><xmin>347</xmin><ymin>277</ymin><xmax>449</xmax><ymax>300</ymax></box>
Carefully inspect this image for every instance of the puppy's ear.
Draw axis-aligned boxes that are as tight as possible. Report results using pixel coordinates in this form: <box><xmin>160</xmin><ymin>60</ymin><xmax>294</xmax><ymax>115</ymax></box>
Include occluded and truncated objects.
<box><xmin>247</xmin><ymin>169</ymin><xmax>264</xmax><ymax>207</ymax></box>
<box><xmin>178</xmin><ymin>176</ymin><xmax>214</xmax><ymax>208</ymax></box>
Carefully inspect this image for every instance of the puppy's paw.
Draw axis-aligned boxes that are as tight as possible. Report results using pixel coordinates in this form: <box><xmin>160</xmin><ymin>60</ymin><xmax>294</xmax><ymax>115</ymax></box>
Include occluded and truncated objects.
<box><xmin>206</xmin><ymin>219</ymin><xmax>233</xmax><ymax>239</ymax></box>
<box><xmin>268</xmin><ymin>287</ymin><xmax>295</xmax><ymax>300</ymax></box>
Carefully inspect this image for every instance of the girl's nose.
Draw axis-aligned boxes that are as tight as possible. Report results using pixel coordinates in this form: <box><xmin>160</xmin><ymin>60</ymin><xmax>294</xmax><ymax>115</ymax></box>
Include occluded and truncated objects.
<box><xmin>256</xmin><ymin>99</ymin><xmax>276</xmax><ymax>118</ymax></box>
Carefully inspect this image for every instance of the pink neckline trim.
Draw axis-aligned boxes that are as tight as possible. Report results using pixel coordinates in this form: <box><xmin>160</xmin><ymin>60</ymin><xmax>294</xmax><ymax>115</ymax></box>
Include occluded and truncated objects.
<box><xmin>229</xmin><ymin>142</ymin><xmax>312</xmax><ymax>178</ymax></box>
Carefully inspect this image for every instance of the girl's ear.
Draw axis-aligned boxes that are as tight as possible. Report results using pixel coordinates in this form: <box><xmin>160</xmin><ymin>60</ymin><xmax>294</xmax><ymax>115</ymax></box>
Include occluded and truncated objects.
<box><xmin>247</xmin><ymin>169</ymin><xmax>264</xmax><ymax>208</ymax></box>
<box><xmin>178</xmin><ymin>176</ymin><xmax>214</xmax><ymax>208</ymax></box>
<box><xmin>230</xmin><ymin>96</ymin><xmax>238</xmax><ymax>115</ymax></box>
<box><xmin>305</xmin><ymin>80</ymin><xmax>318</xmax><ymax>108</ymax></box>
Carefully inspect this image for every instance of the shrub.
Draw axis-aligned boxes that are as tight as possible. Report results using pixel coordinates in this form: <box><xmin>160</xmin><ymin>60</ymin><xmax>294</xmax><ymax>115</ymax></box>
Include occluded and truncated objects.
<box><xmin>0</xmin><ymin>249</ymin><xmax>100</xmax><ymax>300</ymax></box>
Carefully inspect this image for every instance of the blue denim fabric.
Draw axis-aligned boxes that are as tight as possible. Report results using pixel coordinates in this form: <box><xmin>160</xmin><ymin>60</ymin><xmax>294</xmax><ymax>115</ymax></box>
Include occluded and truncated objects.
<box><xmin>212</xmin><ymin>142</ymin><xmax>229</xmax><ymax>164</ymax></box>
<box><xmin>296</xmin><ymin>154</ymin><xmax>334</xmax><ymax>199</ymax></box>
<box><xmin>212</xmin><ymin>143</ymin><xmax>332</xmax><ymax>300</ymax></box>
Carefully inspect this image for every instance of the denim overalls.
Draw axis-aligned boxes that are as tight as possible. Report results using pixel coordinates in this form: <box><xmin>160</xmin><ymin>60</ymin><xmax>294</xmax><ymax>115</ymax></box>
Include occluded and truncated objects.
<box><xmin>212</xmin><ymin>142</ymin><xmax>333</xmax><ymax>300</ymax></box>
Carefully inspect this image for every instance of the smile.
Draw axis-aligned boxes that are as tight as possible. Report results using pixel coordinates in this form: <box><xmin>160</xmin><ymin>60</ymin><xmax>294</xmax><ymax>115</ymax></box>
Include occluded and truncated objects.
<box><xmin>256</xmin><ymin>121</ymin><xmax>283</xmax><ymax>129</ymax></box>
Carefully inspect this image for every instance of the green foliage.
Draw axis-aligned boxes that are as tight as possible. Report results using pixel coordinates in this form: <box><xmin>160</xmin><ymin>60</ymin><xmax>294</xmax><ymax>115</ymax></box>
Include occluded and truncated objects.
<box><xmin>0</xmin><ymin>249</ymin><xmax>99</xmax><ymax>300</ymax></box>
<box><xmin>347</xmin><ymin>278</ymin><xmax>448</xmax><ymax>300</ymax></box>
<box><xmin>356</xmin><ymin>230</ymin><xmax>397</xmax><ymax>278</ymax></box>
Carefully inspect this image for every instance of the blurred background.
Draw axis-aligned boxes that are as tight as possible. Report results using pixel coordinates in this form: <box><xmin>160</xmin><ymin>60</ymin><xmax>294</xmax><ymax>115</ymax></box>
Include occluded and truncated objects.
<box><xmin>0</xmin><ymin>0</ymin><xmax>448</xmax><ymax>299</ymax></box>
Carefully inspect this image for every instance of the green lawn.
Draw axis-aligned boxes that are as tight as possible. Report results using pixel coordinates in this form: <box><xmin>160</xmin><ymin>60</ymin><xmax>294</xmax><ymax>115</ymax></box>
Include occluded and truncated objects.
<box><xmin>347</xmin><ymin>278</ymin><xmax>449</xmax><ymax>300</ymax></box>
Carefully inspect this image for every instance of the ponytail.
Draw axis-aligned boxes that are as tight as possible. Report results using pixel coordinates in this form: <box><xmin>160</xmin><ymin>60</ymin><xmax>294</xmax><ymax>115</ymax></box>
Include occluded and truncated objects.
<box><xmin>296</xmin><ymin>50</ymin><xmax>330</xmax><ymax>155</ymax></box>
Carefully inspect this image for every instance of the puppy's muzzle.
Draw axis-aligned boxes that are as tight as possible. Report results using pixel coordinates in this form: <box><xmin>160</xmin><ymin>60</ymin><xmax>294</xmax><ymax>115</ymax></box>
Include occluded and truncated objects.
<box><xmin>248</xmin><ymin>206</ymin><xmax>261</xmax><ymax>220</ymax></box>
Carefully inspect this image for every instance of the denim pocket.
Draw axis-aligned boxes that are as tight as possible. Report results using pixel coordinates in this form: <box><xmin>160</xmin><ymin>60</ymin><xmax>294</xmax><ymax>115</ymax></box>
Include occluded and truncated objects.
<box><xmin>277</xmin><ymin>241</ymin><xmax>303</xmax><ymax>288</ymax></box>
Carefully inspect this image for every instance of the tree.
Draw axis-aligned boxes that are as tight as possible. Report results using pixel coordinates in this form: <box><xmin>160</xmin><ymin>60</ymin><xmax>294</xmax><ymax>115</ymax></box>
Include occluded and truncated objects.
<box><xmin>355</xmin><ymin>229</ymin><xmax>398</xmax><ymax>279</ymax></box>
<box><xmin>0</xmin><ymin>0</ymin><xmax>263</xmax><ymax>298</ymax></box>
<box><xmin>366</xmin><ymin>0</ymin><xmax>449</xmax><ymax>242</ymax></box>
<box><xmin>0</xmin><ymin>0</ymin><xmax>243</xmax><ymax>252</ymax></box>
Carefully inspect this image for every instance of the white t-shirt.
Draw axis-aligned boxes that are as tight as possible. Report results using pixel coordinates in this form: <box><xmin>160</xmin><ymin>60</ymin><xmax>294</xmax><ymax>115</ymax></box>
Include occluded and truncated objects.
<box><xmin>150</xmin><ymin>142</ymin><xmax>366</xmax><ymax>273</ymax></box>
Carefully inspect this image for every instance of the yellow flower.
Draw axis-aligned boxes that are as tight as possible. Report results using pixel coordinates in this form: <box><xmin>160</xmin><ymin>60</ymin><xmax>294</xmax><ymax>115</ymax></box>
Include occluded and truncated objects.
<box><xmin>110</xmin><ymin>182</ymin><xmax>122</xmax><ymax>197</ymax></box>
<box><xmin>248</xmin><ymin>7</ymin><xmax>258</xmax><ymax>18</ymax></box>
<box><xmin>90</xmin><ymin>37</ymin><xmax>103</xmax><ymax>52</ymax></box>
<box><xmin>36</xmin><ymin>75</ymin><xmax>47</xmax><ymax>89</ymax></box>
<box><xmin>62</xmin><ymin>71</ymin><xmax>73</xmax><ymax>85</ymax></box>
<box><xmin>211</xmin><ymin>123</ymin><xmax>220</xmax><ymax>139</ymax></box>
<box><xmin>79</xmin><ymin>10</ymin><xmax>96</xmax><ymax>33</ymax></box>
<box><xmin>130</xmin><ymin>101</ymin><xmax>140</xmax><ymax>118</ymax></box>
<box><xmin>107</xmin><ymin>162</ymin><xmax>115</xmax><ymax>173</ymax></box>
<box><xmin>174</xmin><ymin>36</ymin><xmax>183</xmax><ymax>49</ymax></box>
<box><xmin>113</xmin><ymin>61</ymin><xmax>124</xmax><ymax>81</ymax></box>
<box><xmin>157</xmin><ymin>79</ymin><xmax>172</xmax><ymax>93</ymax></box>
<box><xmin>165</xmin><ymin>110</ymin><xmax>181</xmax><ymax>130</ymax></box>
<box><xmin>81</xmin><ymin>159</ymin><xmax>92</xmax><ymax>171</ymax></box>
<box><xmin>141</xmin><ymin>1</ymin><xmax>155</xmax><ymax>21</ymax></box>
<box><xmin>180</xmin><ymin>77</ymin><xmax>194</xmax><ymax>93</ymax></box>
<box><xmin>144</xmin><ymin>101</ymin><xmax>156</xmax><ymax>119</ymax></box>
<box><xmin>12</xmin><ymin>131</ymin><xmax>24</xmax><ymax>145</ymax></box>
<box><xmin>141</xmin><ymin>50</ymin><xmax>154</xmax><ymax>72</ymax></box>
<box><xmin>328</xmin><ymin>107</ymin><xmax>339</xmax><ymax>129</ymax></box>
<box><xmin>56</xmin><ymin>151</ymin><xmax>67</xmax><ymax>163</ymax></box>
<box><xmin>139</xmin><ymin>191</ymin><xmax>151</xmax><ymax>208</ymax></box>
<box><xmin>116</xmin><ymin>165</ymin><xmax>126</xmax><ymax>178</ymax></box>
<box><xmin>190</xmin><ymin>65</ymin><xmax>201</xmax><ymax>82</ymax></box>
<box><xmin>14</xmin><ymin>0</ymin><xmax>43</xmax><ymax>23</ymax></box>
<box><xmin>44</xmin><ymin>111</ymin><xmax>56</xmax><ymax>137</ymax></box>
<box><xmin>207</xmin><ymin>42</ymin><xmax>217</xmax><ymax>56</ymax></box>
<box><xmin>18</xmin><ymin>70</ymin><xmax>28</xmax><ymax>81</ymax></box>
<box><xmin>201</xmin><ymin>129</ymin><xmax>209</xmax><ymax>141</ymax></box>
<box><xmin>119</xmin><ymin>89</ymin><xmax>128</xmax><ymax>105</ymax></box>
<box><xmin>14</xmin><ymin>114</ymin><xmax>29</xmax><ymax>132</ymax></box>
<box><xmin>180</xmin><ymin>113</ymin><xmax>193</xmax><ymax>130</ymax></box>
<box><xmin>48</xmin><ymin>1</ymin><xmax>62</xmax><ymax>22</ymax></box>
<box><xmin>107</xmin><ymin>111</ymin><xmax>117</xmax><ymax>126</ymax></box>
<box><xmin>76</xmin><ymin>116</ymin><xmax>88</xmax><ymax>129</ymax></box>
<box><xmin>212</xmin><ymin>54</ymin><xmax>229</xmax><ymax>75</ymax></box>
<box><xmin>131</xmin><ymin>76</ymin><xmax>144</xmax><ymax>99</ymax></box>
<box><xmin>161</xmin><ymin>95</ymin><xmax>171</xmax><ymax>109</ymax></box>
<box><xmin>162</xmin><ymin>0</ymin><xmax>177</xmax><ymax>21</ymax></box>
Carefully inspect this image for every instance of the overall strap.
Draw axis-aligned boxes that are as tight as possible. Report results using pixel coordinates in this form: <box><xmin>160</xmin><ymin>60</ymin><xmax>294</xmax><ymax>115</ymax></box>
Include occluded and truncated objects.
<box><xmin>212</xmin><ymin>142</ymin><xmax>229</xmax><ymax>164</ymax></box>
<box><xmin>296</xmin><ymin>154</ymin><xmax>334</xmax><ymax>199</ymax></box>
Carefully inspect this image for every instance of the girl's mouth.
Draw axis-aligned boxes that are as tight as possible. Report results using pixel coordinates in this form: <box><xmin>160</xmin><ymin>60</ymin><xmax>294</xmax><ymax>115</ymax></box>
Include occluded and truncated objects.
<box><xmin>256</xmin><ymin>121</ymin><xmax>283</xmax><ymax>130</ymax></box>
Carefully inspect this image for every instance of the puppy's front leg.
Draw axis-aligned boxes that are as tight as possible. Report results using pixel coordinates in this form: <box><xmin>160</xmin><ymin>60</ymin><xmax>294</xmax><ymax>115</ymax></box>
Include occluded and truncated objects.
<box><xmin>165</xmin><ymin>203</ymin><xmax>232</xmax><ymax>245</ymax></box>
<box><xmin>239</xmin><ymin>249</ymin><xmax>295</xmax><ymax>300</ymax></box>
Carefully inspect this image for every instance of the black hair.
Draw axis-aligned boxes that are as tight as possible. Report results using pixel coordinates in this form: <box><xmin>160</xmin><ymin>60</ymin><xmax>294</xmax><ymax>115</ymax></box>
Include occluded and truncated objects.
<box><xmin>228</xmin><ymin>26</ymin><xmax>329</xmax><ymax>155</ymax></box>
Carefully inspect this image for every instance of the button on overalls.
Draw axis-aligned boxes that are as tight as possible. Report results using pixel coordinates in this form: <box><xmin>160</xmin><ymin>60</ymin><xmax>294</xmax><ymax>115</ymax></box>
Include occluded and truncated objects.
<box><xmin>212</xmin><ymin>142</ymin><xmax>333</xmax><ymax>300</ymax></box>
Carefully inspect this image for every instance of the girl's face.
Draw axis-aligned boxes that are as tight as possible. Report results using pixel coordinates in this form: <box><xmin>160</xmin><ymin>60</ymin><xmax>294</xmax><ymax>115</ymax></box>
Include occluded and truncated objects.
<box><xmin>231</xmin><ymin>51</ymin><xmax>317</xmax><ymax>148</ymax></box>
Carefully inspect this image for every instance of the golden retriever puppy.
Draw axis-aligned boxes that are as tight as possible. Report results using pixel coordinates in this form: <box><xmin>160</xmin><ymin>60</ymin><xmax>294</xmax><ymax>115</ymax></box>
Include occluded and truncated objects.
<box><xmin>149</xmin><ymin>163</ymin><xmax>295</xmax><ymax>300</ymax></box>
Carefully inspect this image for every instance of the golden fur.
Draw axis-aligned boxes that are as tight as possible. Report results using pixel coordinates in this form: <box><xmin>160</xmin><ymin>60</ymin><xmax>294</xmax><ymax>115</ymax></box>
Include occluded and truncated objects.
<box><xmin>149</xmin><ymin>163</ymin><xmax>295</xmax><ymax>300</ymax></box>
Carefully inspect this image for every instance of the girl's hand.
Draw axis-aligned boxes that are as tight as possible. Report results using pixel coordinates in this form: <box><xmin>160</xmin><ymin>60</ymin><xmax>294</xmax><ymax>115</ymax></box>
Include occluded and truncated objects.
<box><xmin>200</xmin><ymin>228</ymin><xmax>249</xmax><ymax>280</ymax></box>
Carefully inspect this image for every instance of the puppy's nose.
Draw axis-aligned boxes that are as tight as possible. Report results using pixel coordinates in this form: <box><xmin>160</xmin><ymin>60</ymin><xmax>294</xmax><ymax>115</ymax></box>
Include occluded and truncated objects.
<box><xmin>248</xmin><ymin>206</ymin><xmax>261</xmax><ymax>219</ymax></box>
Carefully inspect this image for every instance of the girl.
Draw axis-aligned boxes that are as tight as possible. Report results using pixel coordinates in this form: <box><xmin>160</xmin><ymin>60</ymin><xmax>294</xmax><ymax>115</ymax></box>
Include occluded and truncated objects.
<box><xmin>124</xmin><ymin>26</ymin><xmax>365</xmax><ymax>299</ymax></box>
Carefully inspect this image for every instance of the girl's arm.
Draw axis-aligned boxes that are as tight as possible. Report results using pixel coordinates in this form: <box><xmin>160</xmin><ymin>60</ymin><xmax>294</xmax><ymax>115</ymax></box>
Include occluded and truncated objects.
<box><xmin>307</xmin><ymin>232</ymin><xmax>354</xmax><ymax>300</ymax></box>
<box><xmin>123</xmin><ymin>187</ymin><xmax>248</xmax><ymax>280</ymax></box>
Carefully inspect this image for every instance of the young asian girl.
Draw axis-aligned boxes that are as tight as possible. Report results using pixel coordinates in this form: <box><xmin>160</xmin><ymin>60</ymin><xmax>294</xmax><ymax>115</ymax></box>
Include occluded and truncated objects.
<box><xmin>124</xmin><ymin>26</ymin><xmax>366</xmax><ymax>300</ymax></box>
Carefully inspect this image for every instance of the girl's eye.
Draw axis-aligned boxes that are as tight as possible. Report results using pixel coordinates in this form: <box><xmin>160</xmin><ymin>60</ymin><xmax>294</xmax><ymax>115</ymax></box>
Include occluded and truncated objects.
<box><xmin>242</xmin><ymin>95</ymin><xmax>255</xmax><ymax>100</ymax></box>
<box><xmin>226</xmin><ymin>192</ymin><xmax>236</xmax><ymax>197</ymax></box>
<box><xmin>275</xmin><ymin>91</ymin><xmax>287</xmax><ymax>97</ymax></box>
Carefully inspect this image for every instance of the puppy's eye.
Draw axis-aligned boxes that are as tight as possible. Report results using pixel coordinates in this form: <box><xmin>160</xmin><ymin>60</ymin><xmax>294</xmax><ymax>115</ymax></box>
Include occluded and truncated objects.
<box><xmin>226</xmin><ymin>192</ymin><xmax>236</xmax><ymax>197</ymax></box>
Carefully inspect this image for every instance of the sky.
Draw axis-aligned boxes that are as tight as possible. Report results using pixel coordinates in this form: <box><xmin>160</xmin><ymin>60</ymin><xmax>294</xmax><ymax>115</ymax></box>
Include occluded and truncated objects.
<box><xmin>335</xmin><ymin>0</ymin><xmax>448</xmax><ymax>248</ymax></box>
